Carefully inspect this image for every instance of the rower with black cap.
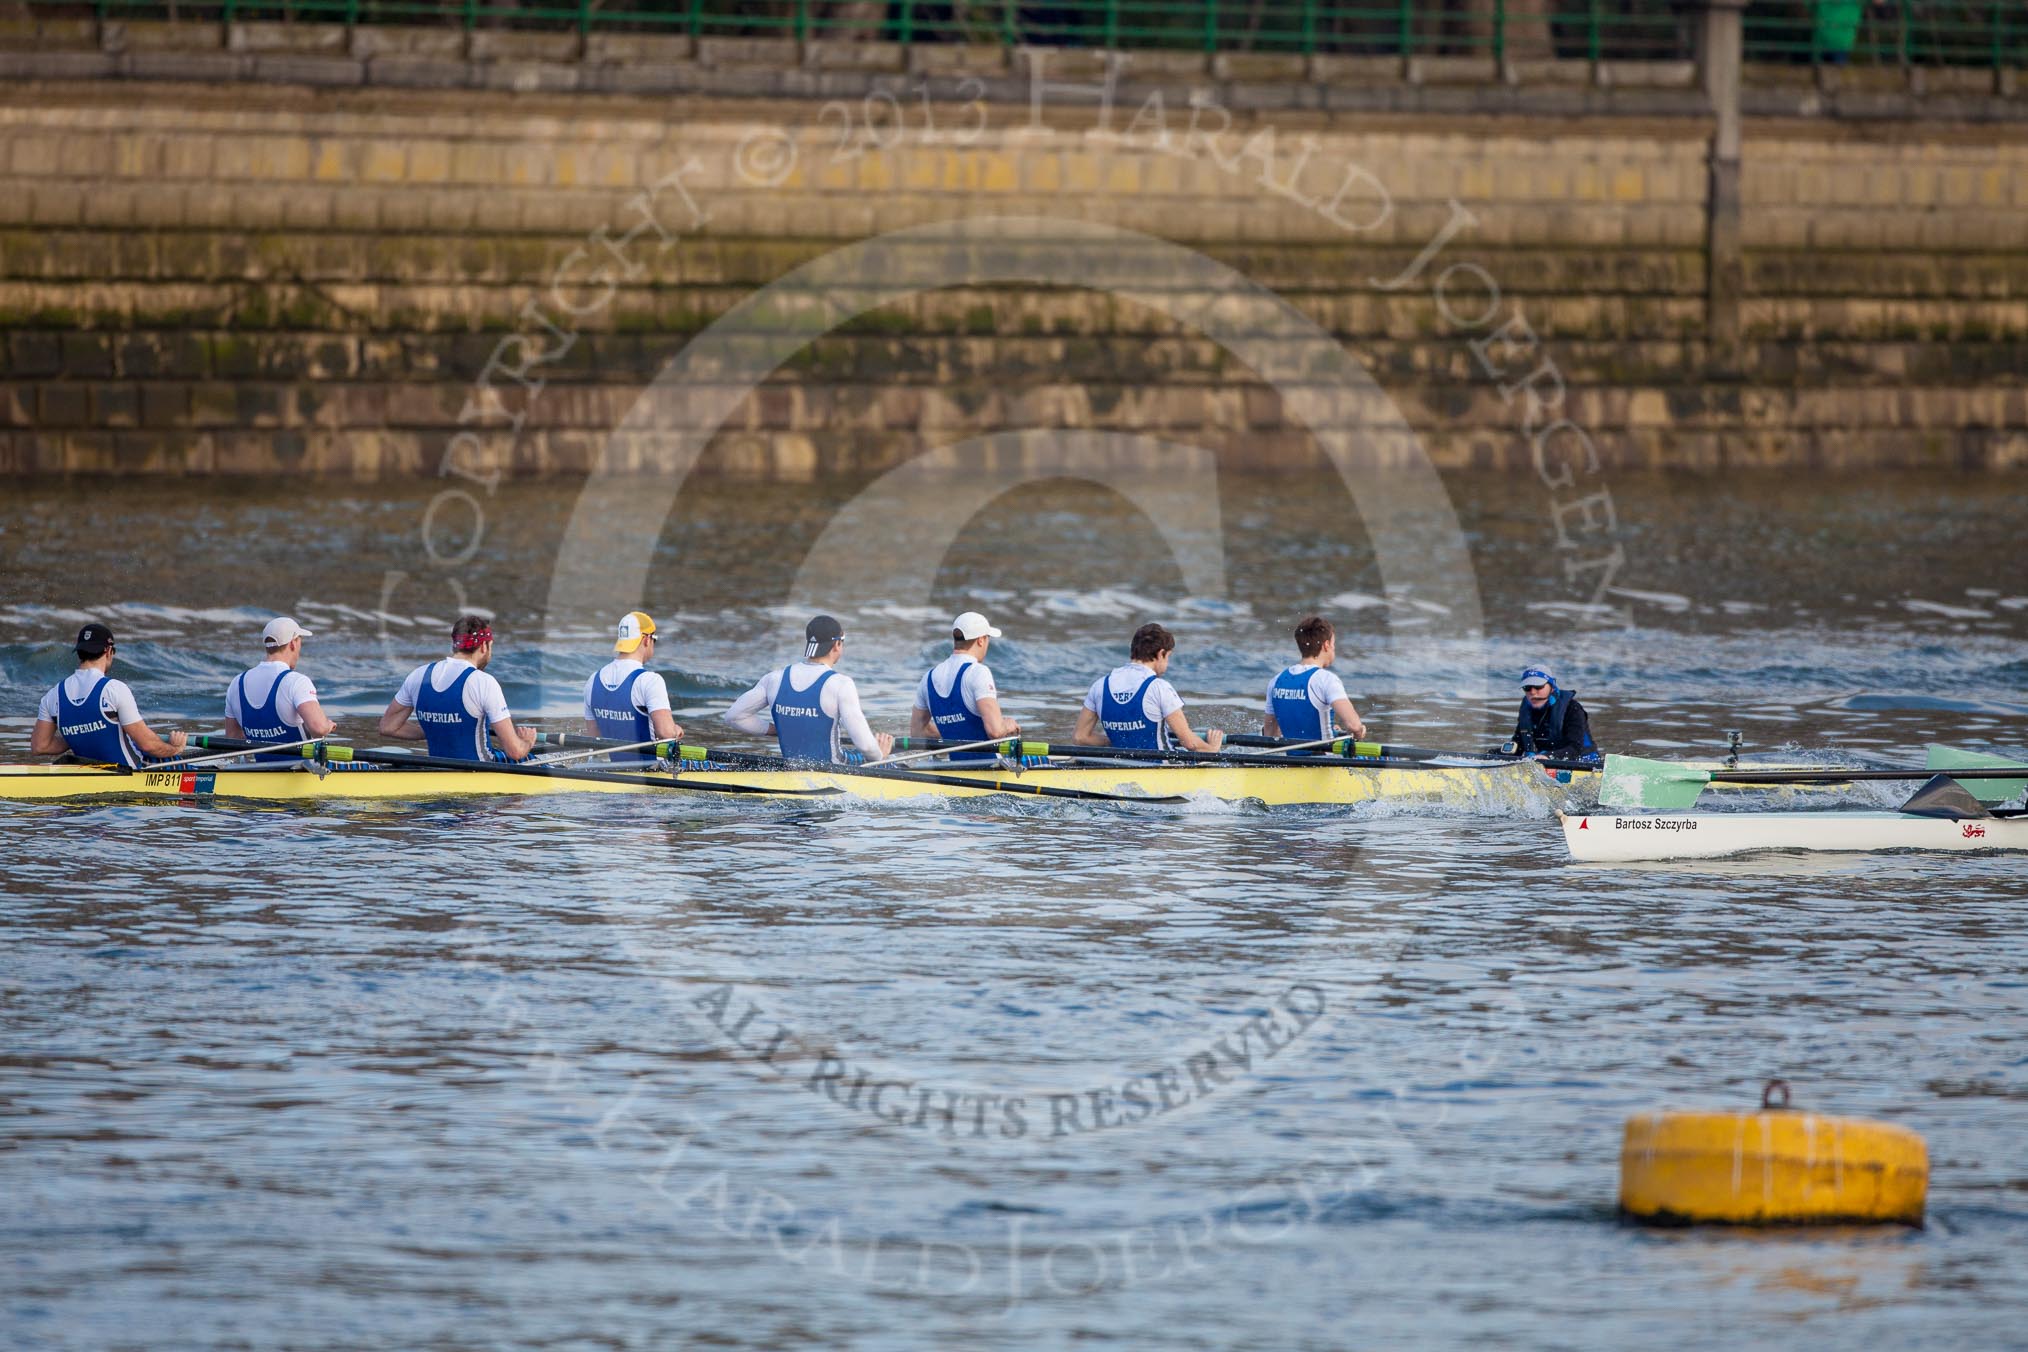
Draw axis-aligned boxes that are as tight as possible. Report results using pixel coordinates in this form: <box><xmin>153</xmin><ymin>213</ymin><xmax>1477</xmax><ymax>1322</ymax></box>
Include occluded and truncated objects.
<box><xmin>908</xmin><ymin>610</ymin><xmax>1019</xmax><ymax>760</ymax></box>
<box><xmin>378</xmin><ymin>614</ymin><xmax>536</xmax><ymax>762</ymax></box>
<box><xmin>30</xmin><ymin>622</ymin><xmax>187</xmax><ymax>766</ymax></box>
<box><xmin>224</xmin><ymin>616</ymin><xmax>336</xmax><ymax>759</ymax></box>
<box><xmin>723</xmin><ymin>614</ymin><xmax>894</xmax><ymax>763</ymax></box>
<box><xmin>1502</xmin><ymin>663</ymin><xmax>1599</xmax><ymax>764</ymax></box>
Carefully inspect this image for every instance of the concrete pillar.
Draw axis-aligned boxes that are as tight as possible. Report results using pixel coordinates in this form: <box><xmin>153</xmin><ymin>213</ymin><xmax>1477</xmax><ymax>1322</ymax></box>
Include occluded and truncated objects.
<box><xmin>1700</xmin><ymin>0</ymin><xmax>1747</xmax><ymax>355</ymax></box>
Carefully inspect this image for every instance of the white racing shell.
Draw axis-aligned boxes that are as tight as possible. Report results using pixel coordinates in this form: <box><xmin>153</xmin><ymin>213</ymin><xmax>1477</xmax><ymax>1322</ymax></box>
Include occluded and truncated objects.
<box><xmin>1561</xmin><ymin>809</ymin><xmax>2028</xmax><ymax>862</ymax></box>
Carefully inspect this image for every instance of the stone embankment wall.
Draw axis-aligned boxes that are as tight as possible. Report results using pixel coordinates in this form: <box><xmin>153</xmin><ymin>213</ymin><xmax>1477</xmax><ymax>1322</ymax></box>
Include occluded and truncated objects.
<box><xmin>0</xmin><ymin>20</ymin><xmax>2024</xmax><ymax>476</ymax></box>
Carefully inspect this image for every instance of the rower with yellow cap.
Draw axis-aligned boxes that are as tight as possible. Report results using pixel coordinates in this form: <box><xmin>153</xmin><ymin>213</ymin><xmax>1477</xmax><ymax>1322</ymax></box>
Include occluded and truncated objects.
<box><xmin>583</xmin><ymin>611</ymin><xmax>685</xmax><ymax>760</ymax></box>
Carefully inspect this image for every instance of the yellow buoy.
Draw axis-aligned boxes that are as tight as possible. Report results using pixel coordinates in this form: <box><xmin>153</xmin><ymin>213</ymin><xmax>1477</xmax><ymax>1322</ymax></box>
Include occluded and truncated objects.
<box><xmin>1619</xmin><ymin>1080</ymin><xmax>1927</xmax><ymax>1226</ymax></box>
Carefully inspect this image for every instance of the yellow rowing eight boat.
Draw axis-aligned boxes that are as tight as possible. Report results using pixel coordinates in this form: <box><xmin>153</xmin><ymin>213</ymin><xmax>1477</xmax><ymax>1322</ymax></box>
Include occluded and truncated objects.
<box><xmin>0</xmin><ymin>758</ymin><xmax>1586</xmax><ymax>807</ymax></box>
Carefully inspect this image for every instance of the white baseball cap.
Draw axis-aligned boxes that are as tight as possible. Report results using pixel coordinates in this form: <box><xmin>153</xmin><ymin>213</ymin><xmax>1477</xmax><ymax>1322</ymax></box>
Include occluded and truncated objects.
<box><xmin>263</xmin><ymin>616</ymin><xmax>313</xmax><ymax>648</ymax></box>
<box><xmin>952</xmin><ymin>611</ymin><xmax>1003</xmax><ymax>641</ymax></box>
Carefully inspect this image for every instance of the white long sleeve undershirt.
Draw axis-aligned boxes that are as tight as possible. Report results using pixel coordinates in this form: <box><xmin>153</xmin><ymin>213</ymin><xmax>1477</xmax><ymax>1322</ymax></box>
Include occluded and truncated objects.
<box><xmin>723</xmin><ymin>661</ymin><xmax>882</xmax><ymax>757</ymax></box>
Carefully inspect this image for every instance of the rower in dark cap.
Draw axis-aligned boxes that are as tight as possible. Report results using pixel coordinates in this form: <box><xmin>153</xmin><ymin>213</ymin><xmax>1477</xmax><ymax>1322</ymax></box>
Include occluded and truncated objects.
<box><xmin>31</xmin><ymin>622</ymin><xmax>187</xmax><ymax>766</ymax></box>
<box><xmin>723</xmin><ymin>614</ymin><xmax>893</xmax><ymax>763</ymax></box>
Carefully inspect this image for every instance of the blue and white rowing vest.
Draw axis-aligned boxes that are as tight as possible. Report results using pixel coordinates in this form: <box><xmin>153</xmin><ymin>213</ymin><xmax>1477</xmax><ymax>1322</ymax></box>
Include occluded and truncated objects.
<box><xmin>587</xmin><ymin>666</ymin><xmax>651</xmax><ymax>758</ymax></box>
<box><xmin>925</xmin><ymin>660</ymin><xmax>992</xmax><ymax>760</ymax></box>
<box><xmin>1101</xmin><ymin>672</ymin><xmax>1166</xmax><ymax>751</ymax></box>
<box><xmin>233</xmin><ymin>666</ymin><xmax>302</xmax><ymax>761</ymax></box>
<box><xmin>771</xmin><ymin>665</ymin><xmax>838</xmax><ymax>763</ymax></box>
<box><xmin>415</xmin><ymin>661</ymin><xmax>497</xmax><ymax>761</ymax></box>
<box><xmin>56</xmin><ymin>674</ymin><xmax>140</xmax><ymax>767</ymax></box>
<box><xmin>1268</xmin><ymin>665</ymin><xmax>1328</xmax><ymax>752</ymax></box>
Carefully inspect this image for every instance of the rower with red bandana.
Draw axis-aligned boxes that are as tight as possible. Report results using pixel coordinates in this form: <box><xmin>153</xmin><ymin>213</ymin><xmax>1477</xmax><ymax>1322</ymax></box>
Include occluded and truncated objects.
<box><xmin>378</xmin><ymin>615</ymin><xmax>535</xmax><ymax>762</ymax></box>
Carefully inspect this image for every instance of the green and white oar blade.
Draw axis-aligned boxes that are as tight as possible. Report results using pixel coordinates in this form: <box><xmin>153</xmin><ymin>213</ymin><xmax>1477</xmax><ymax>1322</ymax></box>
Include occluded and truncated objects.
<box><xmin>1927</xmin><ymin>745</ymin><xmax>2028</xmax><ymax>804</ymax></box>
<box><xmin>1598</xmin><ymin>754</ymin><xmax>1711</xmax><ymax>809</ymax></box>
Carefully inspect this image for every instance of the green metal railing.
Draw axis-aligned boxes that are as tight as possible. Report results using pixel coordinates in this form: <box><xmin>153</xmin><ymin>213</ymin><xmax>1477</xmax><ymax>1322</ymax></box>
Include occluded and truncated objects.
<box><xmin>1745</xmin><ymin>3</ymin><xmax>2026</xmax><ymax>70</ymax></box>
<box><xmin>35</xmin><ymin>1</ymin><xmax>2028</xmax><ymax>72</ymax></box>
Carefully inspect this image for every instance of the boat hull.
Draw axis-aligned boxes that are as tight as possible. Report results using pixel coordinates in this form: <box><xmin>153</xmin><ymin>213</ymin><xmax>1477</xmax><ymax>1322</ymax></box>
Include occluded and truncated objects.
<box><xmin>1561</xmin><ymin>809</ymin><xmax>2028</xmax><ymax>862</ymax></box>
<box><xmin>0</xmin><ymin>758</ymin><xmax>1581</xmax><ymax>808</ymax></box>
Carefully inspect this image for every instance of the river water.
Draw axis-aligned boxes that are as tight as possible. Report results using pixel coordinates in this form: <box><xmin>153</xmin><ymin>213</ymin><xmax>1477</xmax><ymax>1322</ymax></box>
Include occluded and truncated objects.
<box><xmin>1</xmin><ymin>471</ymin><xmax>2025</xmax><ymax>1349</ymax></box>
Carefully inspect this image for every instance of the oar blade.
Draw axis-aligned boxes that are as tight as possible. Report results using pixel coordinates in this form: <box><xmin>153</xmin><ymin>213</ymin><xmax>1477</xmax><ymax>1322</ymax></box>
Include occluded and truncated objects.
<box><xmin>1926</xmin><ymin>745</ymin><xmax>2028</xmax><ymax>804</ymax></box>
<box><xmin>1599</xmin><ymin>754</ymin><xmax>1711</xmax><ymax>809</ymax></box>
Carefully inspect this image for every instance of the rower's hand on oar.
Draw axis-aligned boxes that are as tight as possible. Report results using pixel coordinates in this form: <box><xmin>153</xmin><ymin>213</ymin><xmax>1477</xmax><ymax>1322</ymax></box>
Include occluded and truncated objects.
<box><xmin>167</xmin><ymin>730</ymin><xmax>189</xmax><ymax>755</ymax></box>
<box><xmin>874</xmin><ymin>732</ymin><xmax>895</xmax><ymax>759</ymax></box>
<box><xmin>1204</xmin><ymin>729</ymin><xmax>1226</xmax><ymax>751</ymax></box>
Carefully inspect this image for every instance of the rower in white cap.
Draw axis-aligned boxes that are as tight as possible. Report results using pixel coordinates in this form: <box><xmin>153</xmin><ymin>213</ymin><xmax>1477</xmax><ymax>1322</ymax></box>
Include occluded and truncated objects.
<box><xmin>909</xmin><ymin>610</ymin><xmax>1019</xmax><ymax>761</ymax></box>
<box><xmin>583</xmin><ymin>611</ymin><xmax>685</xmax><ymax>760</ymax></box>
<box><xmin>224</xmin><ymin>616</ymin><xmax>336</xmax><ymax>759</ymax></box>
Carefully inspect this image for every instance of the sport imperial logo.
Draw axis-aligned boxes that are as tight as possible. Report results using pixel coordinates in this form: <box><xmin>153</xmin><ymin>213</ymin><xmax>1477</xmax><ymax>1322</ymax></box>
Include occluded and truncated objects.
<box><xmin>63</xmin><ymin>718</ymin><xmax>111</xmax><ymax>736</ymax></box>
<box><xmin>776</xmin><ymin>706</ymin><xmax>823</xmax><ymax>718</ymax></box>
<box><xmin>417</xmin><ymin>711</ymin><xmax>463</xmax><ymax>723</ymax></box>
